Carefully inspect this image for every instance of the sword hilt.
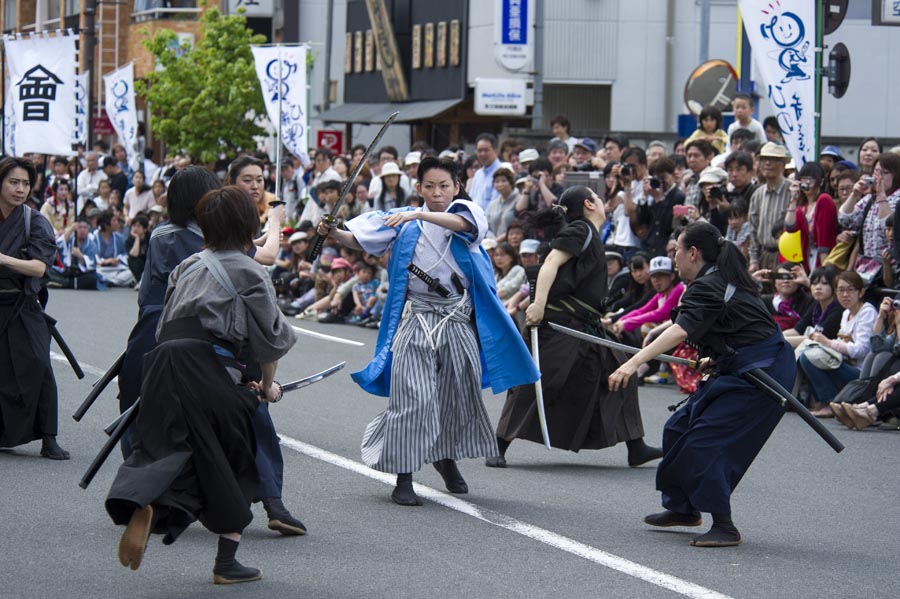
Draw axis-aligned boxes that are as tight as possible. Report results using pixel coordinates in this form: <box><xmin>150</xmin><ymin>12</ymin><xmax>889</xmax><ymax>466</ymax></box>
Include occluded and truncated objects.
<box><xmin>308</xmin><ymin>214</ymin><xmax>337</xmax><ymax>262</ymax></box>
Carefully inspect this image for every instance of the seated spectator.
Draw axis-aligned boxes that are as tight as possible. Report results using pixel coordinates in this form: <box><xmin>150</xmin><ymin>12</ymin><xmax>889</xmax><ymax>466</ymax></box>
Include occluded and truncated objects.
<box><xmin>605</xmin><ymin>252</ymin><xmax>653</xmax><ymax>315</ymax></box>
<box><xmin>93</xmin><ymin>179</ymin><xmax>113</xmax><ymax>211</ymax></box>
<box><xmin>754</xmin><ymin>262</ymin><xmax>813</xmax><ymax>331</ymax></box>
<box><xmin>784</xmin><ymin>161</ymin><xmax>838</xmax><ymax>270</ymax></box>
<box><xmin>605</xmin><ymin>249</ymin><xmax>629</xmax><ymax>307</ymax></box>
<box><xmin>151</xmin><ymin>179</ymin><xmax>167</xmax><ymax>209</ymax></box>
<box><xmin>147</xmin><ymin>204</ymin><xmax>166</xmax><ymax>230</ymax></box>
<box><xmin>371</xmin><ymin>162</ymin><xmax>407</xmax><ymax>212</ymax></box>
<box><xmin>486</xmin><ymin>165</ymin><xmax>519</xmax><ymax>238</ymax></box>
<box><xmin>349</xmin><ymin>262</ymin><xmax>380</xmax><ymax>324</ymax></box>
<box><xmin>48</xmin><ymin>219</ymin><xmax>101</xmax><ymax>290</ymax></box>
<box><xmin>125</xmin><ymin>213</ymin><xmax>150</xmax><ymax>284</ymax></box>
<box><xmin>504</xmin><ymin>220</ymin><xmax>525</xmax><ymax>253</ymax></box>
<box><xmin>503</xmin><ymin>239</ymin><xmax>542</xmax><ymax>328</ymax></box>
<box><xmin>493</xmin><ymin>241</ymin><xmax>525</xmax><ymax>301</ymax></box>
<box><xmin>123</xmin><ymin>170</ymin><xmax>154</xmax><ymax>225</ymax></box>
<box><xmin>608</xmin><ymin>256</ymin><xmax>684</xmax><ymax>347</ymax></box>
<box><xmin>92</xmin><ymin>209</ymin><xmax>134</xmax><ymax>287</ymax></box>
<box><xmin>797</xmin><ymin>271</ymin><xmax>877</xmax><ymax>408</ymax></box>
<box><xmin>40</xmin><ymin>178</ymin><xmax>76</xmax><ymax>235</ymax></box>
<box><xmin>783</xmin><ymin>266</ymin><xmax>843</xmax><ymax>347</ymax></box>
<box><xmin>313</xmin><ymin>257</ymin><xmax>354</xmax><ymax>323</ymax></box>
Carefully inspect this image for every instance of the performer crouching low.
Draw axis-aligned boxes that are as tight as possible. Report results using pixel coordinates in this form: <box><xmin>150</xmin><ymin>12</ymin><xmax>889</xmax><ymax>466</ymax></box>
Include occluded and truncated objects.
<box><xmin>105</xmin><ymin>186</ymin><xmax>296</xmax><ymax>583</ymax></box>
<box><xmin>317</xmin><ymin>157</ymin><xmax>538</xmax><ymax>506</ymax></box>
<box><xmin>609</xmin><ymin>221</ymin><xmax>796</xmax><ymax>547</ymax></box>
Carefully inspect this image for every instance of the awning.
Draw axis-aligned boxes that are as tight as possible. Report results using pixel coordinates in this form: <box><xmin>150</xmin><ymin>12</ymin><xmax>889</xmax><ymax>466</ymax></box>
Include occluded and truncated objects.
<box><xmin>315</xmin><ymin>98</ymin><xmax>462</xmax><ymax>124</ymax></box>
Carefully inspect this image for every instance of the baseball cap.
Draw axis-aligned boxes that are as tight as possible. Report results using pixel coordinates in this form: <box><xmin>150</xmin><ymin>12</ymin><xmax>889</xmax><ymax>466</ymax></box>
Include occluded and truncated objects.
<box><xmin>519</xmin><ymin>239</ymin><xmax>540</xmax><ymax>254</ymax></box>
<box><xmin>836</xmin><ymin>159</ymin><xmax>859</xmax><ymax>171</ymax></box>
<box><xmin>404</xmin><ymin>151</ymin><xmax>422</xmax><ymax>165</ymax></box>
<box><xmin>604</xmin><ymin>247</ymin><xmax>624</xmax><ymax>264</ymax></box>
<box><xmin>573</xmin><ymin>137</ymin><xmax>598</xmax><ymax>154</ymax></box>
<box><xmin>288</xmin><ymin>231</ymin><xmax>308</xmax><ymax>244</ymax></box>
<box><xmin>482</xmin><ymin>238</ymin><xmax>498</xmax><ymax>251</ymax></box>
<box><xmin>648</xmin><ymin>256</ymin><xmax>674</xmax><ymax>275</ymax></box>
<box><xmin>330</xmin><ymin>257</ymin><xmax>353</xmax><ymax>272</ymax></box>
<box><xmin>149</xmin><ymin>205</ymin><xmax>165</xmax><ymax>214</ymax></box>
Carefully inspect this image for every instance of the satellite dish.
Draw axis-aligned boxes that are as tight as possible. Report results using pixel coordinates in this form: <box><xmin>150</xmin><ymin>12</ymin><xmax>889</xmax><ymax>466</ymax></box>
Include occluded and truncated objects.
<box><xmin>683</xmin><ymin>60</ymin><xmax>739</xmax><ymax>116</ymax></box>
<box><xmin>828</xmin><ymin>42</ymin><xmax>851</xmax><ymax>99</ymax></box>
<box><xmin>824</xmin><ymin>0</ymin><xmax>848</xmax><ymax>35</ymax></box>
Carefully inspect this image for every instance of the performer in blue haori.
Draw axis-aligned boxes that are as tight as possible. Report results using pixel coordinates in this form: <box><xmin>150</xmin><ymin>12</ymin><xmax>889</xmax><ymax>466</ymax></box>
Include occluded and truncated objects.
<box><xmin>317</xmin><ymin>156</ymin><xmax>539</xmax><ymax>506</ymax></box>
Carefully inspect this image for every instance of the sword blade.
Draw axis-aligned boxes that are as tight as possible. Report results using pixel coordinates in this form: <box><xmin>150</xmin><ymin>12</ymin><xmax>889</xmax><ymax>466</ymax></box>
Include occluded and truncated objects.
<box><xmin>281</xmin><ymin>361</ymin><xmax>346</xmax><ymax>393</ymax></box>
<box><xmin>547</xmin><ymin>322</ymin><xmax>696</xmax><ymax>368</ymax></box>
<box><xmin>530</xmin><ymin>327</ymin><xmax>552</xmax><ymax>450</ymax></box>
<box><xmin>292</xmin><ymin>325</ymin><xmax>365</xmax><ymax>347</ymax></box>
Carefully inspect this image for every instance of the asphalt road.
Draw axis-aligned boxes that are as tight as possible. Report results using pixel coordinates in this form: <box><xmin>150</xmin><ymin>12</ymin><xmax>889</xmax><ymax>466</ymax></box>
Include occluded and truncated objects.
<box><xmin>1</xmin><ymin>288</ymin><xmax>897</xmax><ymax>599</ymax></box>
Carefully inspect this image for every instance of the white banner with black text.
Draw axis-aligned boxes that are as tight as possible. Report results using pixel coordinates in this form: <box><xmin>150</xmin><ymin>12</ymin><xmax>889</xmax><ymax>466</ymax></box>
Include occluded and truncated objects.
<box><xmin>103</xmin><ymin>63</ymin><xmax>139</xmax><ymax>165</ymax></box>
<box><xmin>251</xmin><ymin>45</ymin><xmax>310</xmax><ymax>166</ymax></box>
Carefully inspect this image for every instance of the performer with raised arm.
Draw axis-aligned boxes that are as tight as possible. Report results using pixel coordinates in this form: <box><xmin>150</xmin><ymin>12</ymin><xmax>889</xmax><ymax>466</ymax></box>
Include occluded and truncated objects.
<box><xmin>0</xmin><ymin>157</ymin><xmax>69</xmax><ymax>460</ymax></box>
<box><xmin>105</xmin><ymin>186</ymin><xmax>296</xmax><ymax>584</ymax></box>
<box><xmin>492</xmin><ymin>185</ymin><xmax>661</xmax><ymax>468</ymax></box>
<box><xmin>609</xmin><ymin>221</ymin><xmax>796</xmax><ymax>547</ymax></box>
<box><xmin>317</xmin><ymin>156</ymin><xmax>538</xmax><ymax>506</ymax></box>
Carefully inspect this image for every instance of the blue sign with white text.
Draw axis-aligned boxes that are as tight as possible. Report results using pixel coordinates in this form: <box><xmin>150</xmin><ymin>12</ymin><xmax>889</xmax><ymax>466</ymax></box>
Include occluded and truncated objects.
<box><xmin>501</xmin><ymin>0</ymin><xmax>528</xmax><ymax>45</ymax></box>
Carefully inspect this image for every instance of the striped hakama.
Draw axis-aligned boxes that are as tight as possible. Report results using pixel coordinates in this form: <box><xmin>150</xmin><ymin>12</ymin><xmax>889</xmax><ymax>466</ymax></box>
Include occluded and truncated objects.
<box><xmin>361</xmin><ymin>292</ymin><xmax>499</xmax><ymax>473</ymax></box>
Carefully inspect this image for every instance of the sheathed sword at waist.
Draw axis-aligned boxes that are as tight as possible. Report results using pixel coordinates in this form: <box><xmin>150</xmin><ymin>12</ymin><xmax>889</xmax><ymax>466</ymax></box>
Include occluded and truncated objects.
<box><xmin>547</xmin><ymin>322</ymin><xmax>696</xmax><ymax>367</ymax></box>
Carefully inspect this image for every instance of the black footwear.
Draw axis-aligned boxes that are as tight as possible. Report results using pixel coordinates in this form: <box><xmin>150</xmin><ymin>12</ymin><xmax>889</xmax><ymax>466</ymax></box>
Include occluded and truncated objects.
<box><xmin>484</xmin><ymin>456</ymin><xmax>507</xmax><ymax>468</ymax></box>
<box><xmin>690</xmin><ymin>523</ymin><xmax>742</xmax><ymax>547</ymax></box>
<box><xmin>626</xmin><ymin>438</ymin><xmax>663</xmax><ymax>467</ymax></box>
<box><xmin>433</xmin><ymin>459</ymin><xmax>468</xmax><ymax>494</ymax></box>
<box><xmin>40</xmin><ymin>437</ymin><xmax>70</xmax><ymax>460</ymax></box>
<box><xmin>213</xmin><ymin>537</ymin><xmax>261</xmax><ymax>584</ymax></box>
<box><xmin>262</xmin><ymin>497</ymin><xmax>307</xmax><ymax>536</ymax></box>
<box><xmin>118</xmin><ymin>505</ymin><xmax>153</xmax><ymax>571</ymax></box>
<box><xmin>391</xmin><ymin>473</ymin><xmax>422</xmax><ymax>506</ymax></box>
<box><xmin>643</xmin><ymin>510</ymin><xmax>703</xmax><ymax>528</ymax></box>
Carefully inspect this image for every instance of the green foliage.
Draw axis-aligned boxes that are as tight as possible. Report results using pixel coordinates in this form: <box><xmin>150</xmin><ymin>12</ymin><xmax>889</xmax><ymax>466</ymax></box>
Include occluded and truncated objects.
<box><xmin>138</xmin><ymin>8</ymin><xmax>267</xmax><ymax>163</ymax></box>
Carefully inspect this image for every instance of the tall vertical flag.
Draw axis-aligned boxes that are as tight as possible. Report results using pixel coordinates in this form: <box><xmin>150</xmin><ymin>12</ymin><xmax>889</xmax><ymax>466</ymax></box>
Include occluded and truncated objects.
<box><xmin>3</xmin><ymin>75</ymin><xmax>16</xmax><ymax>157</ymax></box>
<box><xmin>73</xmin><ymin>71</ymin><xmax>89</xmax><ymax>145</ymax></box>
<box><xmin>104</xmin><ymin>63</ymin><xmax>139</xmax><ymax>166</ymax></box>
<box><xmin>4</xmin><ymin>33</ymin><xmax>77</xmax><ymax>155</ymax></box>
<box><xmin>251</xmin><ymin>45</ymin><xmax>309</xmax><ymax>165</ymax></box>
<box><xmin>738</xmin><ymin>0</ymin><xmax>816</xmax><ymax>165</ymax></box>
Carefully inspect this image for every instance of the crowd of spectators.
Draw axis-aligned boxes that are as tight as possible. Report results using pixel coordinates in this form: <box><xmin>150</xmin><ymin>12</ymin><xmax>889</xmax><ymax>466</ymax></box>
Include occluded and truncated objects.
<box><xmin>18</xmin><ymin>98</ymin><xmax>900</xmax><ymax>430</ymax></box>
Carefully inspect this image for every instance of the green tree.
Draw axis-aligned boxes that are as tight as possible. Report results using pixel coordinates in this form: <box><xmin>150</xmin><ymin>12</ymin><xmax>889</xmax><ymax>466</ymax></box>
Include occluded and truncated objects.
<box><xmin>138</xmin><ymin>8</ymin><xmax>266</xmax><ymax>163</ymax></box>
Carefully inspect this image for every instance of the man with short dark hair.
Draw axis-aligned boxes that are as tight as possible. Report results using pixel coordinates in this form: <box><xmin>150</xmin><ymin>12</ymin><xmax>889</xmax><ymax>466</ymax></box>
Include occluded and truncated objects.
<box><xmin>468</xmin><ymin>132</ymin><xmax>501</xmax><ymax>211</ymax></box>
<box><xmin>103</xmin><ymin>156</ymin><xmax>129</xmax><ymax>203</ymax></box>
<box><xmin>724</xmin><ymin>151</ymin><xmax>758</xmax><ymax>208</ymax></box>
<box><xmin>639</xmin><ymin>158</ymin><xmax>685</xmax><ymax>256</ymax></box>
<box><xmin>604</xmin><ymin>134</ymin><xmax>629</xmax><ymax>163</ymax></box>
<box><xmin>549</xmin><ymin>114</ymin><xmax>575</xmax><ymax>152</ymax></box>
<box><xmin>683</xmin><ymin>140</ymin><xmax>714</xmax><ymax>208</ymax></box>
<box><xmin>547</xmin><ymin>139</ymin><xmax>569</xmax><ymax>169</ymax></box>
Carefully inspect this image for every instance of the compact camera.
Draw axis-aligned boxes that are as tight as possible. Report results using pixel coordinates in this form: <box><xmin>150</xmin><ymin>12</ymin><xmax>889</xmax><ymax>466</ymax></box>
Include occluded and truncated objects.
<box><xmin>799</xmin><ymin>182</ymin><xmax>811</xmax><ymax>192</ymax></box>
<box><xmin>620</xmin><ymin>164</ymin><xmax>634</xmax><ymax>178</ymax></box>
<box><xmin>771</xmin><ymin>272</ymin><xmax>796</xmax><ymax>281</ymax></box>
<box><xmin>863</xmin><ymin>176</ymin><xmax>876</xmax><ymax>186</ymax></box>
<box><xmin>648</xmin><ymin>176</ymin><xmax>662</xmax><ymax>190</ymax></box>
<box><xmin>709</xmin><ymin>185</ymin><xmax>726</xmax><ymax>200</ymax></box>
<box><xmin>892</xmin><ymin>299</ymin><xmax>900</xmax><ymax>310</ymax></box>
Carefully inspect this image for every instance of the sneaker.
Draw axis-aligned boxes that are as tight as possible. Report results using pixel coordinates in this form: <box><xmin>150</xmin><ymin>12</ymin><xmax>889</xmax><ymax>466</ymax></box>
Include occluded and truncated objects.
<box><xmin>295</xmin><ymin>308</ymin><xmax>316</xmax><ymax>320</ymax></box>
<box><xmin>643</xmin><ymin>372</ymin><xmax>671</xmax><ymax>385</ymax></box>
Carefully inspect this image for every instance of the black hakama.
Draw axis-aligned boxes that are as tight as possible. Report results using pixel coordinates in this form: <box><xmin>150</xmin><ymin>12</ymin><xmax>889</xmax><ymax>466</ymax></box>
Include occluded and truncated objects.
<box><xmin>106</xmin><ymin>338</ymin><xmax>259</xmax><ymax>542</ymax></box>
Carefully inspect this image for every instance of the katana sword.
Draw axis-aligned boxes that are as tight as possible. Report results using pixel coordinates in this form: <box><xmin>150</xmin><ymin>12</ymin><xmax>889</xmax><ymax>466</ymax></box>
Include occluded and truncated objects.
<box><xmin>308</xmin><ymin>111</ymin><xmax>400</xmax><ymax>262</ymax></box>
<box><xmin>83</xmin><ymin>361</ymin><xmax>348</xmax><ymax>489</ymax></box>
<box><xmin>530</xmin><ymin>327</ymin><xmax>552</xmax><ymax>450</ymax></box>
<box><xmin>547</xmin><ymin>322</ymin><xmax>697</xmax><ymax>367</ymax></box>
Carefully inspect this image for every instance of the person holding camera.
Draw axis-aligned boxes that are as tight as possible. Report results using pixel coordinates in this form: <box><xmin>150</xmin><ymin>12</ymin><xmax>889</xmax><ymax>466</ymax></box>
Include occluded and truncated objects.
<box><xmin>784</xmin><ymin>162</ymin><xmax>838</xmax><ymax>271</ymax></box>
<box><xmin>605</xmin><ymin>148</ymin><xmax>647</xmax><ymax>261</ymax></box>
<box><xmin>838</xmin><ymin>153</ymin><xmax>900</xmax><ymax>287</ymax></box>
<box><xmin>638</xmin><ymin>158</ymin><xmax>685</xmax><ymax>257</ymax></box>
<box><xmin>696</xmin><ymin>167</ymin><xmax>730</xmax><ymax>235</ymax></box>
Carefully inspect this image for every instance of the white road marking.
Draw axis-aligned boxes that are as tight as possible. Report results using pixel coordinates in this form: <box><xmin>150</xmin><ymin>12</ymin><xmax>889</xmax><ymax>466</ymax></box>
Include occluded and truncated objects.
<box><xmin>59</xmin><ymin>352</ymin><xmax>732</xmax><ymax>599</ymax></box>
<box><xmin>51</xmin><ymin>351</ymin><xmax>107</xmax><ymax>378</ymax></box>
<box><xmin>279</xmin><ymin>435</ymin><xmax>735</xmax><ymax>599</ymax></box>
<box><xmin>292</xmin><ymin>325</ymin><xmax>365</xmax><ymax>346</ymax></box>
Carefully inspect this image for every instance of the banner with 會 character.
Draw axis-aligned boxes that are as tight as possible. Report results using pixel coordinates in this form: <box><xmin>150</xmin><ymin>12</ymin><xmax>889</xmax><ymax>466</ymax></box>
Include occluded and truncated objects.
<box><xmin>739</xmin><ymin>0</ymin><xmax>816</xmax><ymax>165</ymax></box>
<box><xmin>103</xmin><ymin>63</ymin><xmax>139</xmax><ymax>166</ymax></box>
<box><xmin>4</xmin><ymin>33</ymin><xmax>77</xmax><ymax>155</ymax></box>
<box><xmin>251</xmin><ymin>45</ymin><xmax>310</xmax><ymax>166</ymax></box>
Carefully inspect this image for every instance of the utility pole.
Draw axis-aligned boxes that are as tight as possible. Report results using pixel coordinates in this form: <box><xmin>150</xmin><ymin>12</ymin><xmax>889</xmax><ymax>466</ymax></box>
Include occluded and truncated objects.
<box><xmin>699</xmin><ymin>0</ymin><xmax>711</xmax><ymax>63</ymax></box>
<box><xmin>84</xmin><ymin>0</ymin><xmax>97</xmax><ymax>147</ymax></box>
<box><xmin>531</xmin><ymin>0</ymin><xmax>544</xmax><ymax>130</ymax></box>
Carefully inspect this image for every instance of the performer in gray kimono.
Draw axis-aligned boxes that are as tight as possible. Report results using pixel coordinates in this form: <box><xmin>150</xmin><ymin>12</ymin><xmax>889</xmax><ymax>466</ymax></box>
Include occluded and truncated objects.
<box><xmin>105</xmin><ymin>187</ymin><xmax>296</xmax><ymax>584</ymax></box>
<box><xmin>317</xmin><ymin>157</ymin><xmax>539</xmax><ymax>506</ymax></box>
<box><xmin>0</xmin><ymin>156</ymin><xmax>69</xmax><ymax>459</ymax></box>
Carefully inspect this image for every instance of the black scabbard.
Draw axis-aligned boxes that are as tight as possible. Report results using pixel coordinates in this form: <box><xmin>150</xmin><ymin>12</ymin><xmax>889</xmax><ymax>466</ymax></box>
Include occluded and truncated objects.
<box><xmin>407</xmin><ymin>263</ymin><xmax>451</xmax><ymax>297</ymax></box>
<box><xmin>743</xmin><ymin>368</ymin><xmax>844</xmax><ymax>454</ymax></box>
<box><xmin>43</xmin><ymin>312</ymin><xmax>85</xmax><ymax>379</ymax></box>
<box><xmin>72</xmin><ymin>351</ymin><xmax>125</xmax><ymax>422</ymax></box>
<box><xmin>80</xmin><ymin>397</ymin><xmax>140</xmax><ymax>490</ymax></box>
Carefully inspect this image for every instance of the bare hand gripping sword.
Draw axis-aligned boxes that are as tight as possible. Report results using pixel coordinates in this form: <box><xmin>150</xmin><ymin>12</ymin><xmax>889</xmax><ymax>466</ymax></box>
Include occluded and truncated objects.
<box><xmin>307</xmin><ymin>111</ymin><xmax>400</xmax><ymax>262</ymax></box>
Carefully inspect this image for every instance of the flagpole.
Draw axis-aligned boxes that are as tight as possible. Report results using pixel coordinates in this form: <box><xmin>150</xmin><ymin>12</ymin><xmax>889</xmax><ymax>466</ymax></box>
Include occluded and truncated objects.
<box><xmin>274</xmin><ymin>46</ymin><xmax>283</xmax><ymax>201</ymax></box>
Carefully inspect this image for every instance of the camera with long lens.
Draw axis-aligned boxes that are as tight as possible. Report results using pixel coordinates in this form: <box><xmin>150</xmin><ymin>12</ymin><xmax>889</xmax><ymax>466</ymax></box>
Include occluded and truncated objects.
<box><xmin>648</xmin><ymin>176</ymin><xmax>662</xmax><ymax>190</ymax></box>
<box><xmin>799</xmin><ymin>182</ymin><xmax>811</xmax><ymax>192</ymax></box>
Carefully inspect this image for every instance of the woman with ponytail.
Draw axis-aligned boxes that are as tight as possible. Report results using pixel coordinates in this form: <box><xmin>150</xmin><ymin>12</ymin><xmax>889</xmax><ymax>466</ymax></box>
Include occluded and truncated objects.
<box><xmin>609</xmin><ymin>221</ymin><xmax>796</xmax><ymax>548</ymax></box>
<box><xmin>491</xmin><ymin>185</ymin><xmax>662</xmax><ymax>468</ymax></box>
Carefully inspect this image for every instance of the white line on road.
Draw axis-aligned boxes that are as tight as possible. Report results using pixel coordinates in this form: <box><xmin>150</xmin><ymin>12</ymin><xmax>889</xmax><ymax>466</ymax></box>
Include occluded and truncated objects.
<box><xmin>57</xmin><ymin>351</ymin><xmax>731</xmax><ymax>599</ymax></box>
<box><xmin>292</xmin><ymin>325</ymin><xmax>365</xmax><ymax>346</ymax></box>
<box><xmin>279</xmin><ymin>435</ymin><xmax>735</xmax><ymax>599</ymax></box>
